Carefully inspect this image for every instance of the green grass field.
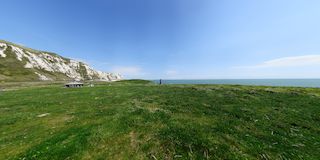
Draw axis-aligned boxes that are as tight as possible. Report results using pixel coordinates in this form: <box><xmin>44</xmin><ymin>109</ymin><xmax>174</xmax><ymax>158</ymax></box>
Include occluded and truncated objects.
<box><xmin>0</xmin><ymin>80</ymin><xmax>319</xmax><ymax>159</ymax></box>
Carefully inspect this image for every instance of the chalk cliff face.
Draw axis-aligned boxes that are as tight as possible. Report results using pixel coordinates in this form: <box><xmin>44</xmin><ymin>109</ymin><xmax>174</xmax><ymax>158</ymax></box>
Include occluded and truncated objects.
<box><xmin>0</xmin><ymin>40</ymin><xmax>121</xmax><ymax>82</ymax></box>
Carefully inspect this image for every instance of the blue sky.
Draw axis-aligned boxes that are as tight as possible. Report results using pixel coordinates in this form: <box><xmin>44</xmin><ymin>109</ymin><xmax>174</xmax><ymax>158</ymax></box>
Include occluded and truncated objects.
<box><xmin>1</xmin><ymin>0</ymin><xmax>320</xmax><ymax>79</ymax></box>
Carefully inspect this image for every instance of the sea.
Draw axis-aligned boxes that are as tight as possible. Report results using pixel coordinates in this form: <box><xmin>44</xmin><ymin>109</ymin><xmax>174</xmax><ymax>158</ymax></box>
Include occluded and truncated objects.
<box><xmin>152</xmin><ymin>79</ymin><xmax>320</xmax><ymax>88</ymax></box>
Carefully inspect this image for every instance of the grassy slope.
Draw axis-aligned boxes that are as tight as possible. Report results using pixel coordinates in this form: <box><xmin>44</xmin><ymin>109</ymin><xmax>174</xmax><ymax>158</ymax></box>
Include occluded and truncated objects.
<box><xmin>0</xmin><ymin>40</ymin><xmax>88</xmax><ymax>82</ymax></box>
<box><xmin>0</xmin><ymin>40</ymin><xmax>68</xmax><ymax>82</ymax></box>
<box><xmin>0</xmin><ymin>45</ymin><xmax>38</xmax><ymax>82</ymax></box>
<box><xmin>0</xmin><ymin>40</ymin><xmax>65</xmax><ymax>59</ymax></box>
<box><xmin>0</xmin><ymin>80</ymin><xmax>319</xmax><ymax>159</ymax></box>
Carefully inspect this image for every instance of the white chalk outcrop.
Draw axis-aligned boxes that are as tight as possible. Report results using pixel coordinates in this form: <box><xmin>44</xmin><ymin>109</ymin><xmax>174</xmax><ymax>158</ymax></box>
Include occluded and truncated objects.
<box><xmin>0</xmin><ymin>42</ymin><xmax>122</xmax><ymax>81</ymax></box>
<box><xmin>0</xmin><ymin>43</ymin><xmax>7</xmax><ymax>57</ymax></box>
<box><xmin>34</xmin><ymin>72</ymin><xmax>52</xmax><ymax>81</ymax></box>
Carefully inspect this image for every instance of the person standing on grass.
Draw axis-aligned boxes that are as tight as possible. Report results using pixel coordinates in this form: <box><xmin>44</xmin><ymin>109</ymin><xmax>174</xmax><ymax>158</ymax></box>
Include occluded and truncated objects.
<box><xmin>160</xmin><ymin>79</ymin><xmax>162</xmax><ymax>85</ymax></box>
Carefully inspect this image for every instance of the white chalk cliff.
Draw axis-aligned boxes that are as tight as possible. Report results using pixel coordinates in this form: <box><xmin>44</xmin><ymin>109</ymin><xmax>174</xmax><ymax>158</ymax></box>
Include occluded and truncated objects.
<box><xmin>0</xmin><ymin>40</ymin><xmax>122</xmax><ymax>82</ymax></box>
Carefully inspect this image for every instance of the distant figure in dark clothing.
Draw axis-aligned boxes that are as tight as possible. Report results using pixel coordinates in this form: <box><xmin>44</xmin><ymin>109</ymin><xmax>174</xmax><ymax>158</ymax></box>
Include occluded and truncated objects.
<box><xmin>159</xmin><ymin>79</ymin><xmax>162</xmax><ymax>85</ymax></box>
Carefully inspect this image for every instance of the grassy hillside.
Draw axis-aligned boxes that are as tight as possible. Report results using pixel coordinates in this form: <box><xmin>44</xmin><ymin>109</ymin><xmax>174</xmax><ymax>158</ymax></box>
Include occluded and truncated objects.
<box><xmin>0</xmin><ymin>40</ymin><xmax>71</xmax><ymax>82</ymax></box>
<box><xmin>0</xmin><ymin>45</ymin><xmax>37</xmax><ymax>82</ymax></box>
<box><xmin>0</xmin><ymin>40</ymin><xmax>66</xmax><ymax>59</ymax></box>
<box><xmin>0</xmin><ymin>81</ymin><xmax>319</xmax><ymax>159</ymax></box>
<box><xmin>0</xmin><ymin>40</ymin><xmax>121</xmax><ymax>82</ymax></box>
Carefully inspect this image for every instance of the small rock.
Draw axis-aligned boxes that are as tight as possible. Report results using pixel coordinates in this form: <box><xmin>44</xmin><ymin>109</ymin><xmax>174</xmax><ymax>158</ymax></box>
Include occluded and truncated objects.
<box><xmin>37</xmin><ymin>113</ymin><xmax>50</xmax><ymax>118</ymax></box>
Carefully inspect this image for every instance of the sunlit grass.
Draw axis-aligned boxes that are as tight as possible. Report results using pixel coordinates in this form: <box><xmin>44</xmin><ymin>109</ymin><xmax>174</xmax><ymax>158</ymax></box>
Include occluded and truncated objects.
<box><xmin>0</xmin><ymin>80</ymin><xmax>319</xmax><ymax>159</ymax></box>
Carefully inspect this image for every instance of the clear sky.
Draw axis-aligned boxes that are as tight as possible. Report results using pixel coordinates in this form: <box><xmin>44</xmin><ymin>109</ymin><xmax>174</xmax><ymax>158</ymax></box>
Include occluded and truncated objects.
<box><xmin>1</xmin><ymin>0</ymin><xmax>320</xmax><ymax>79</ymax></box>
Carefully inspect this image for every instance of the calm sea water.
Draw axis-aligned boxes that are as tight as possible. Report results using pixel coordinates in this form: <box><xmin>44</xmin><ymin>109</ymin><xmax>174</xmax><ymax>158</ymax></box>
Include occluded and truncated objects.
<box><xmin>152</xmin><ymin>79</ymin><xmax>320</xmax><ymax>88</ymax></box>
